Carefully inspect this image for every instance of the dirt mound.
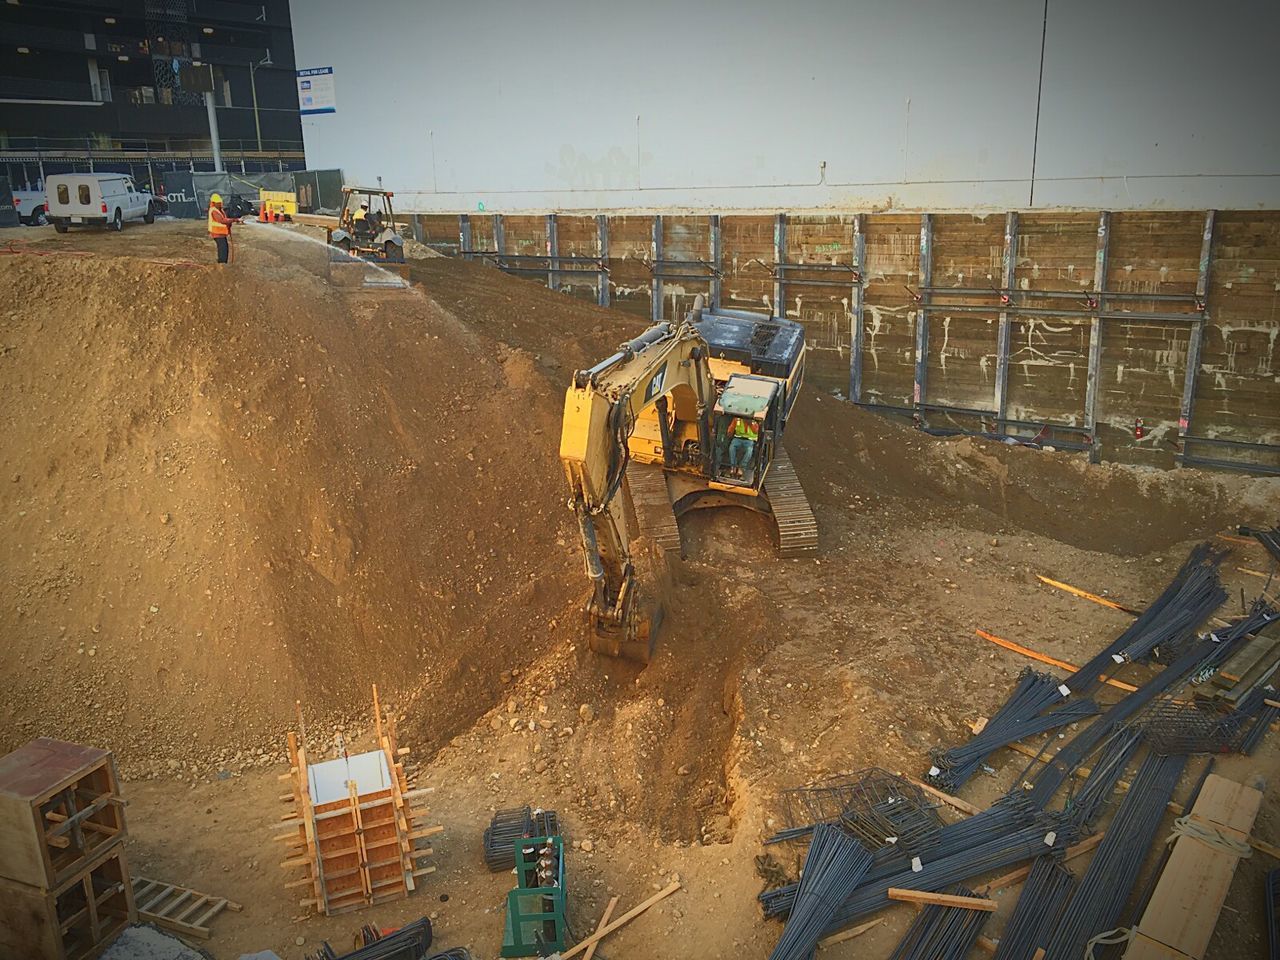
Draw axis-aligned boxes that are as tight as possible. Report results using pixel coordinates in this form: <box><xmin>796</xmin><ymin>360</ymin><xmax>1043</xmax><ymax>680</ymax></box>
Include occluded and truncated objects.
<box><xmin>785</xmin><ymin>393</ymin><xmax>1279</xmax><ymax>555</ymax></box>
<box><xmin>0</xmin><ymin>247</ymin><xmax>610</xmax><ymax>773</ymax></box>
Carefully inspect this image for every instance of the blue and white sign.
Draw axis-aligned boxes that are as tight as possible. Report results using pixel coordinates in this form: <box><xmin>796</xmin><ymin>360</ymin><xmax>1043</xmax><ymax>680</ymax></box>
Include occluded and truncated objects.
<box><xmin>297</xmin><ymin>67</ymin><xmax>336</xmax><ymax>115</ymax></box>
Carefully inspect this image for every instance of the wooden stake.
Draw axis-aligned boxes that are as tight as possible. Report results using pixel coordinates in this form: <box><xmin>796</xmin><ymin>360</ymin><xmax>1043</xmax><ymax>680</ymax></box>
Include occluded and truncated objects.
<box><xmin>981</xmin><ymin>832</ymin><xmax>1104</xmax><ymax>893</ymax></box>
<box><xmin>1037</xmin><ymin>575</ymin><xmax>1142</xmax><ymax>615</ymax></box>
<box><xmin>899</xmin><ymin>774</ymin><xmax>983</xmax><ymax>817</ymax></box>
<box><xmin>888</xmin><ymin>888</ymin><xmax>998</xmax><ymax>911</ymax></box>
<box><xmin>559</xmin><ymin>883</ymin><xmax>681</xmax><ymax>958</ymax></box>
<box><xmin>974</xmin><ymin>629</ymin><xmax>1138</xmax><ymax>692</ymax></box>
<box><xmin>582</xmin><ymin>896</ymin><xmax>618</xmax><ymax>960</ymax></box>
<box><xmin>817</xmin><ymin>916</ymin><xmax>883</xmax><ymax>948</ymax></box>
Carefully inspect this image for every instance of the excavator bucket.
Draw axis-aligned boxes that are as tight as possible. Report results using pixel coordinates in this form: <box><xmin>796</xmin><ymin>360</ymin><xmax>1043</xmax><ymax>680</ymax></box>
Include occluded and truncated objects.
<box><xmin>587</xmin><ymin>537</ymin><xmax>671</xmax><ymax>663</ymax></box>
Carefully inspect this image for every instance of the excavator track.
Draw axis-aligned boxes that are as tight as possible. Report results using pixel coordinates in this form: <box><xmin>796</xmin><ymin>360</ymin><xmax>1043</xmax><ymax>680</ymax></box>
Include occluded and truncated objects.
<box><xmin>765</xmin><ymin>445</ymin><xmax>818</xmax><ymax>558</ymax></box>
<box><xmin>626</xmin><ymin>464</ymin><xmax>684</xmax><ymax>557</ymax></box>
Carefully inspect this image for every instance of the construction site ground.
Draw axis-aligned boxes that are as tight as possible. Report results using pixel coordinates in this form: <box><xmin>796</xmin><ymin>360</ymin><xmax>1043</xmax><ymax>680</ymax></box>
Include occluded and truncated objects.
<box><xmin>2</xmin><ymin>219</ymin><xmax>1278</xmax><ymax>959</ymax></box>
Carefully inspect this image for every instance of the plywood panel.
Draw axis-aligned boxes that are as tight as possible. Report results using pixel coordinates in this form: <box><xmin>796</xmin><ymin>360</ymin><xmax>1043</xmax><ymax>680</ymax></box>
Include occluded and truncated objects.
<box><xmin>555</xmin><ymin>215</ymin><xmax>600</xmax><ymax>302</ymax></box>
<box><xmin>660</xmin><ymin>215</ymin><xmax>713</xmax><ymax>321</ymax></box>
<box><xmin>861</xmin><ymin>214</ymin><xmax>922</xmax><ymax>408</ymax></box>
<box><xmin>927</xmin><ymin>215</ymin><xmax>1003</xmax><ymax>414</ymax></box>
<box><xmin>783</xmin><ymin>215</ymin><xmax>858</xmax><ymax>393</ymax></box>
<box><xmin>1194</xmin><ymin>212</ymin><xmax>1280</xmax><ymax>447</ymax></box>
<box><xmin>605</xmin><ymin>215</ymin><xmax>653</xmax><ymax>320</ymax></box>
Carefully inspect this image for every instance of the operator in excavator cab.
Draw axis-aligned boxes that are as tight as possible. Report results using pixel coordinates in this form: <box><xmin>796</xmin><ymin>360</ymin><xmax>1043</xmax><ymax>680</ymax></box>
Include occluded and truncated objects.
<box><xmin>728</xmin><ymin>415</ymin><xmax>759</xmax><ymax>480</ymax></box>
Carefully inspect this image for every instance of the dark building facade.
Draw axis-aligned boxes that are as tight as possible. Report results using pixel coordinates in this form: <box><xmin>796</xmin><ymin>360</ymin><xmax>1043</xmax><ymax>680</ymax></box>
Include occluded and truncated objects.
<box><xmin>0</xmin><ymin>0</ymin><xmax>305</xmax><ymax>187</ymax></box>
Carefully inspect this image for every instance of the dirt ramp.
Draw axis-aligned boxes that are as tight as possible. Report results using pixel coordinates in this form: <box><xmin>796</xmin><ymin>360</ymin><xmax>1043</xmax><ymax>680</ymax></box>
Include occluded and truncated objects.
<box><xmin>0</xmin><ymin>253</ymin><xmax>581</xmax><ymax>767</ymax></box>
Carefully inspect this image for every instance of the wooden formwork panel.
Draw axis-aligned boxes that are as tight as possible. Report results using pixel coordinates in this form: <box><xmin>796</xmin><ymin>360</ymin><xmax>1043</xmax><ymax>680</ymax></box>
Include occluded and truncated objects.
<box><xmin>469</xmin><ymin>215</ymin><xmax>495</xmax><ymax>253</ymax></box>
<box><xmin>660</xmin><ymin>215</ymin><xmax>713</xmax><ymax>321</ymax></box>
<box><xmin>278</xmin><ymin>688</ymin><xmax>440</xmax><ymax>918</ymax></box>
<box><xmin>1095</xmin><ymin>212</ymin><xmax>1206</xmax><ymax>464</ymax></box>
<box><xmin>1003</xmin><ymin>213</ymin><xmax>1098</xmax><ymax>426</ymax></box>
<box><xmin>555</xmin><ymin>215</ymin><xmax>600</xmax><ymax>301</ymax></box>
<box><xmin>606</xmin><ymin>215</ymin><xmax>653</xmax><ymax>320</ymax></box>
<box><xmin>927</xmin><ymin>215</ymin><xmax>1003</xmax><ymax>414</ymax></box>
<box><xmin>419</xmin><ymin>215</ymin><xmax>462</xmax><ymax>254</ymax></box>
<box><xmin>783</xmin><ymin>215</ymin><xmax>859</xmax><ymax>394</ymax></box>
<box><xmin>1195</xmin><ymin>212</ymin><xmax>1280</xmax><ymax>447</ymax></box>
<box><xmin>860</xmin><ymin>214</ymin><xmax>922</xmax><ymax>407</ymax></box>
<box><xmin>720</xmin><ymin>215</ymin><xmax>774</xmax><ymax>314</ymax></box>
<box><xmin>0</xmin><ymin>738</ymin><xmax>126</xmax><ymax>891</ymax></box>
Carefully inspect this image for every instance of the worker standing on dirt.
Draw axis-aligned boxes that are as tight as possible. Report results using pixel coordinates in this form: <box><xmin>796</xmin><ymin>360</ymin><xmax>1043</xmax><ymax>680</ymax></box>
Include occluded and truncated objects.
<box><xmin>728</xmin><ymin>416</ymin><xmax>758</xmax><ymax>479</ymax></box>
<box><xmin>207</xmin><ymin>194</ymin><xmax>240</xmax><ymax>265</ymax></box>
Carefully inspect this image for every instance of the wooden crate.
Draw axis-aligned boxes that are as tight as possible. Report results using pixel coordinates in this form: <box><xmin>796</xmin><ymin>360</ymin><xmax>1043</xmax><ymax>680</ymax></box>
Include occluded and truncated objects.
<box><xmin>0</xmin><ymin>841</ymin><xmax>136</xmax><ymax>960</ymax></box>
<box><xmin>0</xmin><ymin>739</ymin><xmax>125</xmax><ymax>890</ymax></box>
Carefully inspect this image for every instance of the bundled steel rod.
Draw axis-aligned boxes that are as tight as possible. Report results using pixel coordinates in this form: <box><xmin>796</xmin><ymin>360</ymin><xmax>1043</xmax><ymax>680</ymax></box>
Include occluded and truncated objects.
<box><xmin>1242</xmin><ymin>693</ymin><xmax>1280</xmax><ymax>755</ymax></box>
<box><xmin>991</xmin><ymin>857</ymin><xmax>1076</xmax><ymax>960</ymax></box>
<box><xmin>927</xmin><ymin>670</ymin><xmax>1099</xmax><ymax>791</ymax></box>
<box><xmin>1027</xmin><ymin>602</ymin><xmax>1276</xmax><ymax>808</ymax></box>
<box><xmin>887</xmin><ymin>885</ymin><xmax>991</xmax><ymax>960</ymax></box>
<box><xmin>1242</xmin><ymin>523</ymin><xmax>1280</xmax><ymax>565</ymax></box>
<box><xmin>767</xmin><ymin>823</ymin><xmax>873</xmax><ymax>960</ymax></box>
<box><xmin>1040</xmin><ymin>750</ymin><xmax>1188</xmax><ymax>960</ymax></box>
<box><xmin>1109</xmin><ymin>544</ymin><xmax>1228</xmax><ymax>665</ymax></box>
<box><xmin>1060</xmin><ymin>726</ymin><xmax>1143</xmax><ymax>828</ymax></box>
<box><xmin>482</xmin><ymin>806</ymin><xmax>559</xmax><ymax>871</ymax></box>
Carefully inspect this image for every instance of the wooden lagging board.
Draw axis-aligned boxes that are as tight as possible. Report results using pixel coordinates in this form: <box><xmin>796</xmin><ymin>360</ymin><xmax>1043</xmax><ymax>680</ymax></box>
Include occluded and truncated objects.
<box><xmin>277</xmin><ymin>686</ymin><xmax>441</xmax><ymax>916</ymax></box>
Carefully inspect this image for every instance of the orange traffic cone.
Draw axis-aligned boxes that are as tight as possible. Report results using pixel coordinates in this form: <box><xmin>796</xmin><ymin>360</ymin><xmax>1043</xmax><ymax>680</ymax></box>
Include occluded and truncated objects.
<box><xmin>258</xmin><ymin>205</ymin><xmax>268</xmax><ymax>223</ymax></box>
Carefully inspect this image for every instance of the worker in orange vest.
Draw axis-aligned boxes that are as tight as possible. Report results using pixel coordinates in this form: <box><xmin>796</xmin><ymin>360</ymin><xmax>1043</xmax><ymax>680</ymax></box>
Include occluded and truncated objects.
<box><xmin>207</xmin><ymin>193</ymin><xmax>241</xmax><ymax>264</ymax></box>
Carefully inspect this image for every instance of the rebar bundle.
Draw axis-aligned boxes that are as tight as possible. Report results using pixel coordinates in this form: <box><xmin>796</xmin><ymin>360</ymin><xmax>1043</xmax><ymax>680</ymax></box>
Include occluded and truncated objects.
<box><xmin>991</xmin><ymin>857</ymin><xmax>1076</xmax><ymax>960</ymax></box>
<box><xmin>1243</xmin><ymin>524</ymin><xmax>1280</xmax><ymax>565</ymax></box>
<box><xmin>1108</xmin><ymin>544</ymin><xmax>1228</xmax><ymax>665</ymax></box>
<box><xmin>887</xmin><ymin>885</ymin><xmax>991</xmax><ymax>960</ymax></box>
<box><xmin>769</xmin><ymin>769</ymin><xmax>942</xmax><ymax>856</ymax></box>
<box><xmin>1060</xmin><ymin>726</ymin><xmax>1143</xmax><ymax>828</ymax></box>
<box><xmin>483</xmin><ymin>806</ymin><xmax>559</xmax><ymax>871</ymax></box>
<box><xmin>1027</xmin><ymin>602</ymin><xmax>1276</xmax><ymax>808</ymax></box>
<box><xmin>1241</xmin><ymin>693</ymin><xmax>1280</xmax><ymax>755</ymax></box>
<box><xmin>927</xmin><ymin>669</ymin><xmax>1099</xmax><ymax>791</ymax></box>
<box><xmin>767</xmin><ymin>824</ymin><xmax>874</xmax><ymax>960</ymax></box>
<box><xmin>1040</xmin><ymin>750</ymin><xmax>1188</xmax><ymax>960</ymax></box>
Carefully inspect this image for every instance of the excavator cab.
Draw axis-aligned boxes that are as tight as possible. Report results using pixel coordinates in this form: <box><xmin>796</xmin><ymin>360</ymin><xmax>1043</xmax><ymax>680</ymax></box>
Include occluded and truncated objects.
<box><xmin>710</xmin><ymin>375</ymin><xmax>781</xmax><ymax>488</ymax></box>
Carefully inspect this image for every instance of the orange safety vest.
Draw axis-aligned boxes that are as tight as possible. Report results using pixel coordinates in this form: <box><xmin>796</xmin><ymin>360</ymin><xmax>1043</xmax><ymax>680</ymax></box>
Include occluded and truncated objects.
<box><xmin>733</xmin><ymin>419</ymin><xmax>759</xmax><ymax>440</ymax></box>
<box><xmin>207</xmin><ymin>206</ymin><xmax>230</xmax><ymax>237</ymax></box>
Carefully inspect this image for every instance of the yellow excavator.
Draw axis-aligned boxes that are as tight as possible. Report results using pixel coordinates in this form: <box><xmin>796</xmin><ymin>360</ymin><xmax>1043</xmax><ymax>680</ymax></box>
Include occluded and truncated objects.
<box><xmin>560</xmin><ymin>295</ymin><xmax>817</xmax><ymax>662</ymax></box>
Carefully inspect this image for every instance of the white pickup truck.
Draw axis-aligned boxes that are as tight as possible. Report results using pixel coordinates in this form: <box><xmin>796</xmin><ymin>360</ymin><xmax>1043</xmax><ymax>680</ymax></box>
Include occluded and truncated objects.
<box><xmin>45</xmin><ymin>174</ymin><xmax>156</xmax><ymax>233</ymax></box>
<box><xmin>12</xmin><ymin>189</ymin><xmax>48</xmax><ymax>226</ymax></box>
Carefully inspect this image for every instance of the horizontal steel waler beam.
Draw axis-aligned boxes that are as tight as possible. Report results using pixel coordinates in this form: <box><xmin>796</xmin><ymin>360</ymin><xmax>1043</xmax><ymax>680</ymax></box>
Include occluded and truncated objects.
<box><xmin>922</xmin><ymin>286</ymin><xmax>1201</xmax><ymax>303</ymax></box>
<box><xmin>920</xmin><ymin>302</ymin><xmax>1206</xmax><ymax>323</ymax></box>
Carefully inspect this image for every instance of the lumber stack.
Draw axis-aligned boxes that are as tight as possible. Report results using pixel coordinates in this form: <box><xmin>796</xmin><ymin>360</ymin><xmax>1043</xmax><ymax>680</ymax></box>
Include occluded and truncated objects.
<box><xmin>278</xmin><ymin>686</ymin><xmax>441</xmax><ymax>916</ymax></box>
<box><xmin>1124</xmin><ymin>773</ymin><xmax>1263</xmax><ymax>959</ymax></box>
<box><xmin>0</xmin><ymin>738</ymin><xmax>136</xmax><ymax>960</ymax></box>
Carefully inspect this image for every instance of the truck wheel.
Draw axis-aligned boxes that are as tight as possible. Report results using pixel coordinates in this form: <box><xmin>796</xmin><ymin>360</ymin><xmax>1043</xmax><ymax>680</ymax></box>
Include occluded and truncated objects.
<box><xmin>54</xmin><ymin>221</ymin><xmax>69</xmax><ymax>234</ymax></box>
<box><xmin>143</xmin><ymin>202</ymin><xmax>155</xmax><ymax>225</ymax></box>
<box><xmin>33</xmin><ymin>207</ymin><xmax>48</xmax><ymax>227</ymax></box>
<box><xmin>109</xmin><ymin>209</ymin><xmax>123</xmax><ymax>232</ymax></box>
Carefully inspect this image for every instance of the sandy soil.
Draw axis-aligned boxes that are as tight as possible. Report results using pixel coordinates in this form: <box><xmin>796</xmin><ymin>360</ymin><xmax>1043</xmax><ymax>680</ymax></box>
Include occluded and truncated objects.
<box><xmin>1</xmin><ymin>219</ymin><xmax>1278</xmax><ymax>960</ymax></box>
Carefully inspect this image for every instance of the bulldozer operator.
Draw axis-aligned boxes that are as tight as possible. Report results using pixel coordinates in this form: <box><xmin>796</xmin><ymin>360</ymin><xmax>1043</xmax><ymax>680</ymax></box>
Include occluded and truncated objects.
<box><xmin>727</xmin><ymin>416</ymin><xmax>759</xmax><ymax>480</ymax></box>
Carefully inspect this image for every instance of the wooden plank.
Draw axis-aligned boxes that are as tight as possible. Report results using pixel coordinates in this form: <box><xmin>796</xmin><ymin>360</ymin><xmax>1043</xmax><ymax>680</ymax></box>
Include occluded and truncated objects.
<box><xmin>888</xmin><ymin>888</ymin><xmax>998</xmax><ymax>911</ymax></box>
<box><xmin>981</xmin><ymin>832</ymin><xmax>1104</xmax><ymax>893</ymax></box>
<box><xmin>974</xmin><ymin>629</ymin><xmax>1139</xmax><ymax>692</ymax></box>
<box><xmin>899</xmin><ymin>774</ymin><xmax>983</xmax><ymax>817</ymax></box>
<box><xmin>1129</xmin><ymin>775</ymin><xmax>1262</xmax><ymax>959</ymax></box>
<box><xmin>560</xmin><ymin>883</ymin><xmax>681</xmax><ymax>959</ymax></box>
<box><xmin>1037</xmin><ymin>575</ymin><xmax>1142</xmax><ymax>615</ymax></box>
<box><xmin>817</xmin><ymin>916</ymin><xmax>883</xmax><ymax>949</ymax></box>
<box><xmin>582</xmin><ymin>895</ymin><xmax>619</xmax><ymax>960</ymax></box>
